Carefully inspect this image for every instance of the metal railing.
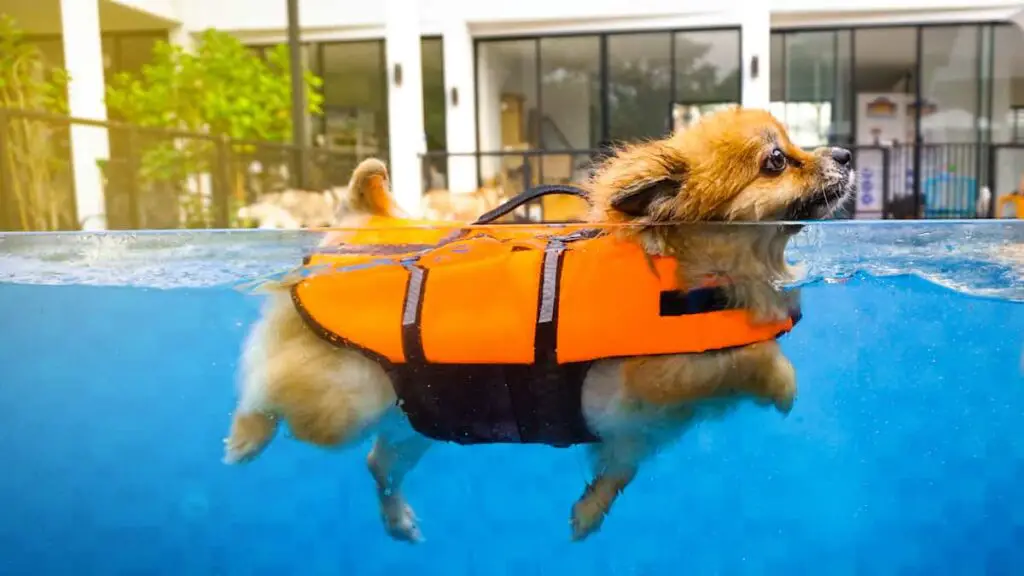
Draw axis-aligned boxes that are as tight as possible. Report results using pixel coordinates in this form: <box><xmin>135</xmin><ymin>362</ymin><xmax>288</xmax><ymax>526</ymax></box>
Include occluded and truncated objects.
<box><xmin>423</xmin><ymin>142</ymin><xmax>1020</xmax><ymax>221</ymax></box>
<box><xmin>0</xmin><ymin>107</ymin><xmax>370</xmax><ymax>231</ymax></box>
<box><xmin>421</xmin><ymin>148</ymin><xmax>602</xmax><ymax>221</ymax></box>
<box><xmin>3</xmin><ymin>106</ymin><xmax>1021</xmax><ymax>231</ymax></box>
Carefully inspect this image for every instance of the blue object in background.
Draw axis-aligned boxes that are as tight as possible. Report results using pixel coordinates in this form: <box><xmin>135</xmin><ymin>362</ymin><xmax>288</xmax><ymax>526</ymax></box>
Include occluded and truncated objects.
<box><xmin>922</xmin><ymin>172</ymin><xmax>979</xmax><ymax>219</ymax></box>
<box><xmin>0</xmin><ymin>271</ymin><xmax>1022</xmax><ymax>574</ymax></box>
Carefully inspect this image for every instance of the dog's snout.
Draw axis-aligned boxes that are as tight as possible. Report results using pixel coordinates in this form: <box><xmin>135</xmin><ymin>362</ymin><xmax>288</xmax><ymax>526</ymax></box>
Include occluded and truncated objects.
<box><xmin>830</xmin><ymin>147</ymin><xmax>852</xmax><ymax>166</ymax></box>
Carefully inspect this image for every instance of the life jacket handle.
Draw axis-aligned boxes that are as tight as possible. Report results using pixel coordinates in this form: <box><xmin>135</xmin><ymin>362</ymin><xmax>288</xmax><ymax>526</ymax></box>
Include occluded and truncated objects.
<box><xmin>473</xmin><ymin>184</ymin><xmax>592</xmax><ymax>225</ymax></box>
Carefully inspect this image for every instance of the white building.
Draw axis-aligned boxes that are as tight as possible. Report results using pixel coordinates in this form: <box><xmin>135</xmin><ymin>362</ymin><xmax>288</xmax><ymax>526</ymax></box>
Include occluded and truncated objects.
<box><xmin>4</xmin><ymin>0</ymin><xmax>1024</xmax><ymax>225</ymax></box>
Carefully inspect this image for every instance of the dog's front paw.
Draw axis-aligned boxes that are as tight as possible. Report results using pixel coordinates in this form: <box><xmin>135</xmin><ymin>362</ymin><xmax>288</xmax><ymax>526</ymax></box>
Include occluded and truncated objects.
<box><xmin>570</xmin><ymin>491</ymin><xmax>608</xmax><ymax>542</ymax></box>
<box><xmin>750</xmin><ymin>290</ymin><xmax>796</xmax><ymax>324</ymax></box>
<box><xmin>381</xmin><ymin>495</ymin><xmax>423</xmax><ymax>543</ymax></box>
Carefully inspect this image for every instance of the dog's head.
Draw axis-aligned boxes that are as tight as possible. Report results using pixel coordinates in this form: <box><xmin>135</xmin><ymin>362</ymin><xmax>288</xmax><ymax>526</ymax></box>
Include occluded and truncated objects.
<box><xmin>588</xmin><ymin>107</ymin><xmax>856</xmax><ymax>224</ymax></box>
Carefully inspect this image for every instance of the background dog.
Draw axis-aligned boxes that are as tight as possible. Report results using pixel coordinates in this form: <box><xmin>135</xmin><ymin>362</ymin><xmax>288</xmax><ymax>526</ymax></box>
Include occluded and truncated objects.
<box><xmin>223</xmin><ymin>107</ymin><xmax>856</xmax><ymax>542</ymax></box>
<box><xmin>236</xmin><ymin>163</ymin><xmax>511</xmax><ymax>228</ymax></box>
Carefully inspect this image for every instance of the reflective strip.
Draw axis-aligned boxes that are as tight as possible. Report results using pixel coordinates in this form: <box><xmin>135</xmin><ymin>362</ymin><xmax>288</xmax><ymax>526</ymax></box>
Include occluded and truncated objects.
<box><xmin>537</xmin><ymin>241</ymin><xmax>564</xmax><ymax>324</ymax></box>
<box><xmin>402</xmin><ymin>266</ymin><xmax>425</xmax><ymax>326</ymax></box>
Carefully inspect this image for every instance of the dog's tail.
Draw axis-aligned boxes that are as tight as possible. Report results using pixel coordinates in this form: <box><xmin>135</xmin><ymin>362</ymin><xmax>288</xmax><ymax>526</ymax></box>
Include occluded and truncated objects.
<box><xmin>340</xmin><ymin>158</ymin><xmax>407</xmax><ymax>219</ymax></box>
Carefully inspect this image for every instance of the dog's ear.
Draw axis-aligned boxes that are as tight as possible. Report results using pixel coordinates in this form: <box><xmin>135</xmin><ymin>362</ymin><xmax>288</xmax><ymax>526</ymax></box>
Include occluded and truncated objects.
<box><xmin>610</xmin><ymin>177</ymin><xmax>682</xmax><ymax>218</ymax></box>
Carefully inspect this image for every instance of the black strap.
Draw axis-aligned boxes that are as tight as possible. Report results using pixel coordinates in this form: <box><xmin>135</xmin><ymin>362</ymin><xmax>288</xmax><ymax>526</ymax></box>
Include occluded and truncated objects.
<box><xmin>473</xmin><ymin>184</ymin><xmax>592</xmax><ymax>225</ymax></box>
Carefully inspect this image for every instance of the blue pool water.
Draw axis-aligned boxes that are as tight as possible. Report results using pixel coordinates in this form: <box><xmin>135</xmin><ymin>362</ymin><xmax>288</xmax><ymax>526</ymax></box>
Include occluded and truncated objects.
<box><xmin>0</xmin><ymin>222</ymin><xmax>1022</xmax><ymax>575</ymax></box>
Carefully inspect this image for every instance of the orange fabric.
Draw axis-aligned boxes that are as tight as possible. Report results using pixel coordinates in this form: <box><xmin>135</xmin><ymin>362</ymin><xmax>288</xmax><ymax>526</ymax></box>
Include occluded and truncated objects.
<box><xmin>420</xmin><ymin>236</ymin><xmax>545</xmax><ymax>364</ymax></box>
<box><xmin>556</xmin><ymin>234</ymin><xmax>794</xmax><ymax>362</ymax></box>
<box><xmin>295</xmin><ymin>253</ymin><xmax>412</xmax><ymax>362</ymax></box>
<box><xmin>322</xmin><ymin>215</ymin><xmax>461</xmax><ymax>247</ymax></box>
<box><xmin>293</xmin><ymin>228</ymin><xmax>796</xmax><ymax>365</ymax></box>
<box><xmin>996</xmin><ymin>194</ymin><xmax>1024</xmax><ymax>219</ymax></box>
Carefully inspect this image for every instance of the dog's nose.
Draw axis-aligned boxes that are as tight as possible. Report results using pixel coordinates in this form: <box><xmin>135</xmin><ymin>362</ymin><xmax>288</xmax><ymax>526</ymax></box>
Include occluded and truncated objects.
<box><xmin>831</xmin><ymin>147</ymin><xmax>852</xmax><ymax>166</ymax></box>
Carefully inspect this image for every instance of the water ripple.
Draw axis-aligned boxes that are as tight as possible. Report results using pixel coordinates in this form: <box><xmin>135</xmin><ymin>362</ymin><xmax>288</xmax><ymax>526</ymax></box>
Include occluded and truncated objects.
<box><xmin>1</xmin><ymin>222</ymin><xmax>1022</xmax><ymax>302</ymax></box>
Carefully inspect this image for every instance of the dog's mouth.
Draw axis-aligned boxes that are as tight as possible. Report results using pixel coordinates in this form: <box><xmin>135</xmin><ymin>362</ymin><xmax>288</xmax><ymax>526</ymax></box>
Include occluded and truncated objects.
<box><xmin>784</xmin><ymin>174</ymin><xmax>855</xmax><ymax>221</ymax></box>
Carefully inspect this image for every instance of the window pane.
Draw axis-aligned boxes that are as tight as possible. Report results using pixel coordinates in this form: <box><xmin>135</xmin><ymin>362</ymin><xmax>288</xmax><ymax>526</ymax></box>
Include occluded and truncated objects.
<box><xmin>779</xmin><ymin>31</ymin><xmax>836</xmax><ymax>148</ymax></box>
<box><xmin>476</xmin><ymin>40</ymin><xmax>538</xmax><ymax>150</ymax></box>
<box><xmin>991</xmin><ymin>23</ymin><xmax>1024</xmax><ymax>200</ymax></box>
<box><xmin>834</xmin><ymin>30</ymin><xmax>853</xmax><ymax>144</ymax></box>
<box><xmin>421</xmin><ymin>37</ymin><xmax>446</xmax><ymax>152</ymax></box>
<box><xmin>539</xmin><ymin>35</ymin><xmax>600</xmax><ymax>150</ymax></box>
<box><xmin>853</xmin><ymin>27</ymin><xmax>917</xmax><ymax>145</ymax></box>
<box><xmin>674</xmin><ymin>29</ymin><xmax>740</xmax><ymax>105</ymax></box>
<box><xmin>476</xmin><ymin>39</ymin><xmax>538</xmax><ymax>187</ymax></box>
<box><xmin>921</xmin><ymin>25</ymin><xmax>980</xmax><ymax>144</ymax></box>
<box><xmin>770</xmin><ymin>33</ymin><xmax>784</xmax><ymax>103</ymax></box>
<box><xmin>853</xmin><ymin>27</ymin><xmax>917</xmax><ymax>217</ymax></box>
<box><xmin>117</xmin><ymin>34</ymin><xmax>163</xmax><ymax>76</ymax></box>
<box><xmin>991</xmin><ymin>23</ymin><xmax>1024</xmax><ymax>145</ymax></box>
<box><xmin>320</xmin><ymin>41</ymin><xmax>388</xmax><ymax>159</ymax></box>
<box><xmin>607</xmin><ymin>32</ymin><xmax>672</xmax><ymax>142</ymax></box>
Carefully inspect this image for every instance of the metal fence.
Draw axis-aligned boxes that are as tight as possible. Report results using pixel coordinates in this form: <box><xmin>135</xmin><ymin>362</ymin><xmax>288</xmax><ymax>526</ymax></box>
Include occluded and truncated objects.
<box><xmin>0</xmin><ymin>107</ymin><xmax>366</xmax><ymax>231</ymax></box>
<box><xmin>423</xmin><ymin>142</ymin><xmax>1022</xmax><ymax>221</ymax></box>
<box><xmin>3</xmin><ymin>106</ymin><xmax>1022</xmax><ymax>231</ymax></box>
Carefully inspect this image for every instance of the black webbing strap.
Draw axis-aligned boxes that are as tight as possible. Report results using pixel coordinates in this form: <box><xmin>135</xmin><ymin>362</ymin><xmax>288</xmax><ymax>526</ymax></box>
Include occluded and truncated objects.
<box><xmin>473</xmin><ymin>184</ymin><xmax>592</xmax><ymax>225</ymax></box>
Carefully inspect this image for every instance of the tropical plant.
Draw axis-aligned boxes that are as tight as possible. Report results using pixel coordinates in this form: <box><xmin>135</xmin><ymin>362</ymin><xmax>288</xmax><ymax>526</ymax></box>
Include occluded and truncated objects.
<box><xmin>0</xmin><ymin>15</ymin><xmax>74</xmax><ymax>231</ymax></box>
<box><xmin>105</xmin><ymin>29</ymin><xmax>324</xmax><ymax>227</ymax></box>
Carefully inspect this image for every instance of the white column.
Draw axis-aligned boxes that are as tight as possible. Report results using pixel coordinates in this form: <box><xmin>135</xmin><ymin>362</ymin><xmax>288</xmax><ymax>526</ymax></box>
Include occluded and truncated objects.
<box><xmin>60</xmin><ymin>0</ymin><xmax>109</xmax><ymax>230</ymax></box>
<box><xmin>169</xmin><ymin>25</ymin><xmax>194</xmax><ymax>53</ymax></box>
<box><xmin>442</xmin><ymin>19</ymin><xmax>479</xmax><ymax>194</ymax></box>
<box><xmin>384</xmin><ymin>0</ymin><xmax>426</xmax><ymax>214</ymax></box>
<box><xmin>740</xmin><ymin>6</ymin><xmax>771</xmax><ymax>110</ymax></box>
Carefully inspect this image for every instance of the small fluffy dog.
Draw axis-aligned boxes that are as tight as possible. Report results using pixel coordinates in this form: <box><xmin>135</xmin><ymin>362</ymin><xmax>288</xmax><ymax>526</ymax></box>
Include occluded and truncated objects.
<box><xmin>223</xmin><ymin>107</ymin><xmax>856</xmax><ymax>542</ymax></box>
<box><xmin>419</xmin><ymin>185</ymin><xmax>505</xmax><ymax>222</ymax></box>
<box><xmin>238</xmin><ymin>174</ymin><xmax>511</xmax><ymax>229</ymax></box>
<box><xmin>237</xmin><ymin>188</ymin><xmax>346</xmax><ymax>229</ymax></box>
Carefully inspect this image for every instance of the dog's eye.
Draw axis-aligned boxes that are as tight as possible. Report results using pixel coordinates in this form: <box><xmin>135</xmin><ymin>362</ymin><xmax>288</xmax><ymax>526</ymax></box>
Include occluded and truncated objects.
<box><xmin>763</xmin><ymin>149</ymin><xmax>787</xmax><ymax>174</ymax></box>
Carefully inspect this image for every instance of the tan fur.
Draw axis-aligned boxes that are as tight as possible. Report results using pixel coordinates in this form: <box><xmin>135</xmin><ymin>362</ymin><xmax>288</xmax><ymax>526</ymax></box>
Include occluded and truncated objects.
<box><xmin>419</xmin><ymin>186</ymin><xmax>504</xmax><ymax>222</ymax></box>
<box><xmin>237</xmin><ymin>158</ymin><xmax>411</xmax><ymax>229</ymax></box>
<box><xmin>224</xmin><ymin>107</ymin><xmax>856</xmax><ymax>543</ymax></box>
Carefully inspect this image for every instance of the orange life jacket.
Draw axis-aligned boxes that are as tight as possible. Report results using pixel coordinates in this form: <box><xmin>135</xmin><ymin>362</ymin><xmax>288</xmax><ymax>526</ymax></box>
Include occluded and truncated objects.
<box><xmin>290</xmin><ymin>183</ymin><xmax>802</xmax><ymax>447</ymax></box>
<box><xmin>291</xmin><ymin>226</ymin><xmax>799</xmax><ymax>367</ymax></box>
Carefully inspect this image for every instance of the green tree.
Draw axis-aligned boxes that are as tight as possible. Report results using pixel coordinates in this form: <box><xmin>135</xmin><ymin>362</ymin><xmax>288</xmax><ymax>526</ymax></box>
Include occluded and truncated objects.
<box><xmin>0</xmin><ymin>15</ymin><xmax>74</xmax><ymax>231</ymax></box>
<box><xmin>105</xmin><ymin>29</ymin><xmax>324</xmax><ymax>227</ymax></box>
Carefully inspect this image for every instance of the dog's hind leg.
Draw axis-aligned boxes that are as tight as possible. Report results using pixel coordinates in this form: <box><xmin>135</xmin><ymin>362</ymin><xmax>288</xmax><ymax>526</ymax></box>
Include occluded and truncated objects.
<box><xmin>366</xmin><ymin>410</ymin><xmax>432</xmax><ymax>543</ymax></box>
<box><xmin>224</xmin><ymin>293</ymin><xmax>397</xmax><ymax>463</ymax></box>
<box><xmin>224</xmin><ymin>343</ymin><xmax>280</xmax><ymax>464</ymax></box>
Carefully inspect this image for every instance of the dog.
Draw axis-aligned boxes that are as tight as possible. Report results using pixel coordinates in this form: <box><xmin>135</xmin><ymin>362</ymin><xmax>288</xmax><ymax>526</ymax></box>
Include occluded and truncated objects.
<box><xmin>237</xmin><ymin>188</ymin><xmax>346</xmax><ymax>229</ymax></box>
<box><xmin>239</xmin><ymin>169</ymin><xmax>513</xmax><ymax>229</ymax></box>
<box><xmin>223</xmin><ymin>107</ymin><xmax>856</xmax><ymax>542</ymax></box>
<box><xmin>236</xmin><ymin>158</ymin><xmax>413</xmax><ymax>229</ymax></box>
<box><xmin>419</xmin><ymin>185</ymin><xmax>504</xmax><ymax>222</ymax></box>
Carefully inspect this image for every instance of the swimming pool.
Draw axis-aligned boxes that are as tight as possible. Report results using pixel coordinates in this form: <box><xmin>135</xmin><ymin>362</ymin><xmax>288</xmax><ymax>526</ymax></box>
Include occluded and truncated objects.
<box><xmin>0</xmin><ymin>221</ymin><xmax>1022</xmax><ymax>575</ymax></box>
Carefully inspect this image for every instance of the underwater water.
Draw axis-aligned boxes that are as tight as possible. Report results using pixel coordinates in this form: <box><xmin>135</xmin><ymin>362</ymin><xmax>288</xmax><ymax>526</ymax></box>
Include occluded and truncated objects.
<box><xmin>0</xmin><ymin>221</ymin><xmax>1022</xmax><ymax>575</ymax></box>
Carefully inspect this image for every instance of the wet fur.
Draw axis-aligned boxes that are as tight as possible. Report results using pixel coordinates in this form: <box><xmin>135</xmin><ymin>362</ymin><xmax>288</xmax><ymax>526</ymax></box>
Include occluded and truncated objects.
<box><xmin>223</xmin><ymin>107</ymin><xmax>856</xmax><ymax>542</ymax></box>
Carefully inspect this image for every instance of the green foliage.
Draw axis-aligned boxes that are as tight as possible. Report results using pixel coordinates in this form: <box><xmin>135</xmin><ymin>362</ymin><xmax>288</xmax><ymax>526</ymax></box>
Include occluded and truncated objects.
<box><xmin>106</xmin><ymin>29</ymin><xmax>323</xmax><ymax>139</ymax></box>
<box><xmin>104</xmin><ymin>29</ymin><xmax>324</xmax><ymax>227</ymax></box>
<box><xmin>0</xmin><ymin>15</ymin><xmax>75</xmax><ymax>231</ymax></box>
<box><xmin>0</xmin><ymin>15</ymin><xmax>70</xmax><ymax>114</ymax></box>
